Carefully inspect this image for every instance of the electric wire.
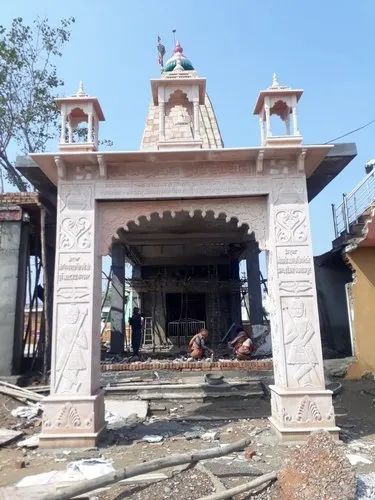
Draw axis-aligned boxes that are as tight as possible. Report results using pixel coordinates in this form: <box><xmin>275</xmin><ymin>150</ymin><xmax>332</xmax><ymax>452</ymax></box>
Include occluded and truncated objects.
<box><xmin>324</xmin><ymin>118</ymin><xmax>375</xmax><ymax>144</ymax></box>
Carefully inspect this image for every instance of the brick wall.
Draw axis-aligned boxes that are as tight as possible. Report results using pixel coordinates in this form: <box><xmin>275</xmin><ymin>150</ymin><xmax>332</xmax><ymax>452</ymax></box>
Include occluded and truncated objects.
<box><xmin>102</xmin><ymin>358</ymin><xmax>273</xmax><ymax>372</ymax></box>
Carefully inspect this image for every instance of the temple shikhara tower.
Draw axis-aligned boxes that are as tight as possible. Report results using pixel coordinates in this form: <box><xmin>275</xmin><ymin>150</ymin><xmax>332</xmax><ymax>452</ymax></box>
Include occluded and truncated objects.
<box><xmin>30</xmin><ymin>40</ymin><xmax>340</xmax><ymax>447</ymax></box>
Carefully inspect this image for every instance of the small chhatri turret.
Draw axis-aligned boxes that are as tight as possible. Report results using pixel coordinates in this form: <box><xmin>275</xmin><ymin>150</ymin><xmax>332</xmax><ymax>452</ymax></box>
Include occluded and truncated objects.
<box><xmin>55</xmin><ymin>82</ymin><xmax>105</xmax><ymax>152</ymax></box>
<box><xmin>253</xmin><ymin>74</ymin><xmax>303</xmax><ymax>146</ymax></box>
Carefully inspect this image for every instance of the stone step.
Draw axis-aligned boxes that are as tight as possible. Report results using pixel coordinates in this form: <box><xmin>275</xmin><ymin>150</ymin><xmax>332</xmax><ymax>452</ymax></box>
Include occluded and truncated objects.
<box><xmin>106</xmin><ymin>380</ymin><xmax>264</xmax><ymax>401</ymax></box>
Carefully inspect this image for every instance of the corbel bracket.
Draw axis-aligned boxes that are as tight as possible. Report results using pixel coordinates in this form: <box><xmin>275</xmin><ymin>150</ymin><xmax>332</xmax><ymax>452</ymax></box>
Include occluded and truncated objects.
<box><xmin>54</xmin><ymin>155</ymin><xmax>66</xmax><ymax>180</ymax></box>
<box><xmin>297</xmin><ymin>148</ymin><xmax>307</xmax><ymax>173</ymax></box>
<box><xmin>256</xmin><ymin>149</ymin><xmax>265</xmax><ymax>174</ymax></box>
<box><xmin>97</xmin><ymin>154</ymin><xmax>107</xmax><ymax>179</ymax></box>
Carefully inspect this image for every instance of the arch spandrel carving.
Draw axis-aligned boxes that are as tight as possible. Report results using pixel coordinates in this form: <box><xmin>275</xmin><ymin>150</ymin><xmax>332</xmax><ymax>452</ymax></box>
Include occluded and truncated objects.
<box><xmin>98</xmin><ymin>197</ymin><xmax>267</xmax><ymax>255</ymax></box>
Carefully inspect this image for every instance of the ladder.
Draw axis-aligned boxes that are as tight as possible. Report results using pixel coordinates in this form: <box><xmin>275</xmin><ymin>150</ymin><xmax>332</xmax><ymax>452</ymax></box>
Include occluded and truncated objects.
<box><xmin>142</xmin><ymin>317</ymin><xmax>154</xmax><ymax>346</ymax></box>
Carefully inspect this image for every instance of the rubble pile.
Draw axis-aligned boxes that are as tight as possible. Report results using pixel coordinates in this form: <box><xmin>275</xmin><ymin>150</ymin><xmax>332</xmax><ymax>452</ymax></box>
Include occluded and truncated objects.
<box><xmin>277</xmin><ymin>431</ymin><xmax>356</xmax><ymax>500</ymax></box>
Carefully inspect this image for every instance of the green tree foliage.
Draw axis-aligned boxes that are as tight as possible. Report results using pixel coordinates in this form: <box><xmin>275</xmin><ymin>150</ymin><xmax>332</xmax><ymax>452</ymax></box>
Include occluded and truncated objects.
<box><xmin>0</xmin><ymin>17</ymin><xmax>75</xmax><ymax>191</ymax></box>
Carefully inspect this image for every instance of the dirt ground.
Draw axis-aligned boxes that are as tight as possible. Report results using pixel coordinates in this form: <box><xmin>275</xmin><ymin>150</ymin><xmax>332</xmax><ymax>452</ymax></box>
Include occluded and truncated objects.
<box><xmin>0</xmin><ymin>378</ymin><xmax>374</xmax><ymax>499</ymax></box>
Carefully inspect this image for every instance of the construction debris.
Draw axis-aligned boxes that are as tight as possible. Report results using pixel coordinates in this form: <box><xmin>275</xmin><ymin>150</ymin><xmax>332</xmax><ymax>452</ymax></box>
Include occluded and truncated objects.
<box><xmin>202</xmin><ymin>431</ymin><xmax>219</xmax><ymax>442</ymax></box>
<box><xmin>11</xmin><ymin>405</ymin><xmax>42</xmax><ymax>420</ymax></box>
<box><xmin>197</xmin><ymin>471</ymin><xmax>277</xmax><ymax>500</ymax></box>
<box><xmin>19</xmin><ymin>437</ymin><xmax>251</xmax><ymax>500</ymax></box>
<box><xmin>15</xmin><ymin>458</ymin><xmax>115</xmax><ymax>487</ymax></box>
<box><xmin>0</xmin><ymin>428</ymin><xmax>23</xmax><ymax>447</ymax></box>
<box><xmin>277</xmin><ymin>431</ymin><xmax>356</xmax><ymax>500</ymax></box>
<box><xmin>347</xmin><ymin>454</ymin><xmax>372</xmax><ymax>466</ymax></box>
<box><xmin>17</xmin><ymin>435</ymin><xmax>40</xmax><ymax>448</ymax></box>
<box><xmin>142</xmin><ymin>435</ymin><xmax>164</xmax><ymax>443</ymax></box>
<box><xmin>0</xmin><ymin>381</ymin><xmax>44</xmax><ymax>404</ymax></box>
<box><xmin>104</xmin><ymin>399</ymin><xmax>148</xmax><ymax>430</ymax></box>
<box><xmin>357</xmin><ymin>473</ymin><xmax>375</xmax><ymax>500</ymax></box>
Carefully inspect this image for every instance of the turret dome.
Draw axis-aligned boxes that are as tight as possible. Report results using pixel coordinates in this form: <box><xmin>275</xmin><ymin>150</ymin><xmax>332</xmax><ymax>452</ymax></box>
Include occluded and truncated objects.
<box><xmin>163</xmin><ymin>41</ymin><xmax>194</xmax><ymax>72</ymax></box>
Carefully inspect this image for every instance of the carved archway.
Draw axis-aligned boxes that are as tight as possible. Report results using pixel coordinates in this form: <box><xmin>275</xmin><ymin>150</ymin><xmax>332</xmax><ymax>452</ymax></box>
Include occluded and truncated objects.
<box><xmin>98</xmin><ymin>196</ymin><xmax>267</xmax><ymax>255</ymax></box>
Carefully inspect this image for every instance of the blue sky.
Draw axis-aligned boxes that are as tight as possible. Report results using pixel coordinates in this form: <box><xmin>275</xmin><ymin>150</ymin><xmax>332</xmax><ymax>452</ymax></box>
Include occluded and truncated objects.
<box><xmin>2</xmin><ymin>1</ymin><xmax>375</xmax><ymax>255</ymax></box>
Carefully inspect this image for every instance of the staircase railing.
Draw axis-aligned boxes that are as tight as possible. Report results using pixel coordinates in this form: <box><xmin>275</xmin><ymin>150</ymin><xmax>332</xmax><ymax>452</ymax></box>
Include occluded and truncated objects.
<box><xmin>332</xmin><ymin>168</ymin><xmax>375</xmax><ymax>238</ymax></box>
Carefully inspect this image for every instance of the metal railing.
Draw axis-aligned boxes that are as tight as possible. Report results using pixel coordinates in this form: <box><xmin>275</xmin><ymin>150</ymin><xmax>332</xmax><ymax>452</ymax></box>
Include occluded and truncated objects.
<box><xmin>332</xmin><ymin>168</ymin><xmax>375</xmax><ymax>238</ymax></box>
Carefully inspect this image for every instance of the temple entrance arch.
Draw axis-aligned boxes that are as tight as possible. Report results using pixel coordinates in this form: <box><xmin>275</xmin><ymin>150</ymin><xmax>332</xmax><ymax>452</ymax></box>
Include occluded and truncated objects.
<box><xmin>100</xmin><ymin>198</ymin><xmax>267</xmax><ymax>349</ymax></box>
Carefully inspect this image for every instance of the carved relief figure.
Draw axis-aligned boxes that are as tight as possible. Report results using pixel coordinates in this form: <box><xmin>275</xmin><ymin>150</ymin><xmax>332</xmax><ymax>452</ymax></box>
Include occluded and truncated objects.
<box><xmin>283</xmin><ymin>298</ymin><xmax>321</xmax><ymax>388</ymax></box>
<box><xmin>55</xmin><ymin>304</ymin><xmax>88</xmax><ymax>393</ymax></box>
<box><xmin>167</xmin><ymin>104</ymin><xmax>193</xmax><ymax>140</ymax></box>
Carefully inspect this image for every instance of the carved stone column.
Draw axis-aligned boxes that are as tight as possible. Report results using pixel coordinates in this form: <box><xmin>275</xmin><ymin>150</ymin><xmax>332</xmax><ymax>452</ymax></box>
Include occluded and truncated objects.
<box><xmin>267</xmin><ymin>179</ymin><xmax>338</xmax><ymax>441</ymax></box>
<box><xmin>40</xmin><ymin>182</ymin><xmax>105</xmax><ymax>448</ymax></box>
<box><xmin>110</xmin><ymin>242</ymin><xmax>125</xmax><ymax>354</ymax></box>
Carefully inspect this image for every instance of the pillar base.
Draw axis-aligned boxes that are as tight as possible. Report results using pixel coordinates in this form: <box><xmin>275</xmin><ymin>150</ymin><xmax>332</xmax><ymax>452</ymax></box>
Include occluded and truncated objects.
<box><xmin>39</xmin><ymin>390</ymin><xmax>105</xmax><ymax>449</ymax></box>
<box><xmin>269</xmin><ymin>385</ymin><xmax>340</xmax><ymax>443</ymax></box>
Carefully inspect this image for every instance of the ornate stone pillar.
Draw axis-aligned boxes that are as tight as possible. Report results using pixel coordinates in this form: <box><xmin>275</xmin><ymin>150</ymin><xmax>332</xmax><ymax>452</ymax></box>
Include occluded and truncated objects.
<box><xmin>267</xmin><ymin>179</ymin><xmax>338</xmax><ymax>441</ymax></box>
<box><xmin>292</xmin><ymin>106</ymin><xmax>300</xmax><ymax>136</ymax></box>
<box><xmin>87</xmin><ymin>112</ymin><xmax>93</xmax><ymax>143</ymax></box>
<box><xmin>265</xmin><ymin>105</ymin><xmax>271</xmax><ymax>137</ymax></box>
<box><xmin>40</xmin><ymin>182</ymin><xmax>105</xmax><ymax>448</ymax></box>
<box><xmin>60</xmin><ymin>111</ymin><xmax>67</xmax><ymax>144</ymax></box>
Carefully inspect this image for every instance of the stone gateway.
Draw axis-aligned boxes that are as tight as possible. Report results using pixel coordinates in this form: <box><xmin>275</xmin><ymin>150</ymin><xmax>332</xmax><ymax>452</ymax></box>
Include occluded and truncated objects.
<box><xmin>30</xmin><ymin>43</ymin><xmax>338</xmax><ymax>447</ymax></box>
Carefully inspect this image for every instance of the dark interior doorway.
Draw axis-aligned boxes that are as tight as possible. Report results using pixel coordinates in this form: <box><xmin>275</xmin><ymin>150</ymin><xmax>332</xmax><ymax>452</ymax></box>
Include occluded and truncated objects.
<box><xmin>166</xmin><ymin>293</ymin><xmax>206</xmax><ymax>325</ymax></box>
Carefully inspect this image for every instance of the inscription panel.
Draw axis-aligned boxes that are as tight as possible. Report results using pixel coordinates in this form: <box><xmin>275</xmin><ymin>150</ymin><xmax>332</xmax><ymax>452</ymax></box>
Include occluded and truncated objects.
<box><xmin>277</xmin><ymin>246</ymin><xmax>313</xmax><ymax>279</ymax></box>
<box><xmin>57</xmin><ymin>253</ymin><xmax>92</xmax><ymax>284</ymax></box>
<box><xmin>95</xmin><ymin>177</ymin><xmax>272</xmax><ymax>200</ymax></box>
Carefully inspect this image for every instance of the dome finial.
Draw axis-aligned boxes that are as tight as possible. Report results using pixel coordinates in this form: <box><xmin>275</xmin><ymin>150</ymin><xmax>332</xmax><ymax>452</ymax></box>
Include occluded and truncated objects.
<box><xmin>75</xmin><ymin>81</ymin><xmax>87</xmax><ymax>97</ymax></box>
<box><xmin>174</xmin><ymin>40</ymin><xmax>183</xmax><ymax>54</ymax></box>
<box><xmin>269</xmin><ymin>73</ymin><xmax>288</xmax><ymax>89</ymax></box>
<box><xmin>271</xmin><ymin>73</ymin><xmax>280</xmax><ymax>88</ymax></box>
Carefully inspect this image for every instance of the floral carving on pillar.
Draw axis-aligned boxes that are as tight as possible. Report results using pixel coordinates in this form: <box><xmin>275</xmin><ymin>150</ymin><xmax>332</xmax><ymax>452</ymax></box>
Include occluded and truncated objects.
<box><xmin>275</xmin><ymin>209</ymin><xmax>308</xmax><ymax>244</ymax></box>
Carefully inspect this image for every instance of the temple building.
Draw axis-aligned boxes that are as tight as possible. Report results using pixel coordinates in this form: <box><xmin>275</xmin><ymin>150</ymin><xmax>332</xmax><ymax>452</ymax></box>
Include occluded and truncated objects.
<box><xmin>21</xmin><ymin>39</ymin><xmax>357</xmax><ymax>447</ymax></box>
<box><xmin>127</xmin><ymin>42</ymin><xmax>261</xmax><ymax>349</ymax></box>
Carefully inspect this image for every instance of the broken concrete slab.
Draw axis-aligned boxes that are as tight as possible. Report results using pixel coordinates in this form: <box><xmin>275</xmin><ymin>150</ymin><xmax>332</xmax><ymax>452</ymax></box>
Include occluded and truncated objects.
<box><xmin>105</xmin><ymin>399</ymin><xmax>148</xmax><ymax>420</ymax></box>
<box><xmin>347</xmin><ymin>454</ymin><xmax>372</xmax><ymax>465</ymax></box>
<box><xmin>17</xmin><ymin>434</ymin><xmax>39</xmax><ymax>448</ymax></box>
<box><xmin>202</xmin><ymin>431</ymin><xmax>219</xmax><ymax>441</ymax></box>
<box><xmin>0</xmin><ymin>428</ymin><xmax>23</xmax><ymax>447</ymax></box>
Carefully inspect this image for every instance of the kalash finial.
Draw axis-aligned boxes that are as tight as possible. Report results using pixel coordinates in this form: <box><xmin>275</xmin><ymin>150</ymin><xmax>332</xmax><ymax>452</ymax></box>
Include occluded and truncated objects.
<box><xmin>271</xmin><ymin>73</ymin><xmax>280</xmax><ymax>88</ymax></box>
<box><xmin>270</xmin><ymin>73</ymin><xmax>287</xmax><ymax>89</ymax></box>
<box><xmin>174</xmin><ymin>40</ymin><xmax>183</xmax><ymax>54</ymax></box>
<box><xmin>75</xmin><ymin>81</ymin><xmax>88</xmax><ymax>97</ymax></box>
